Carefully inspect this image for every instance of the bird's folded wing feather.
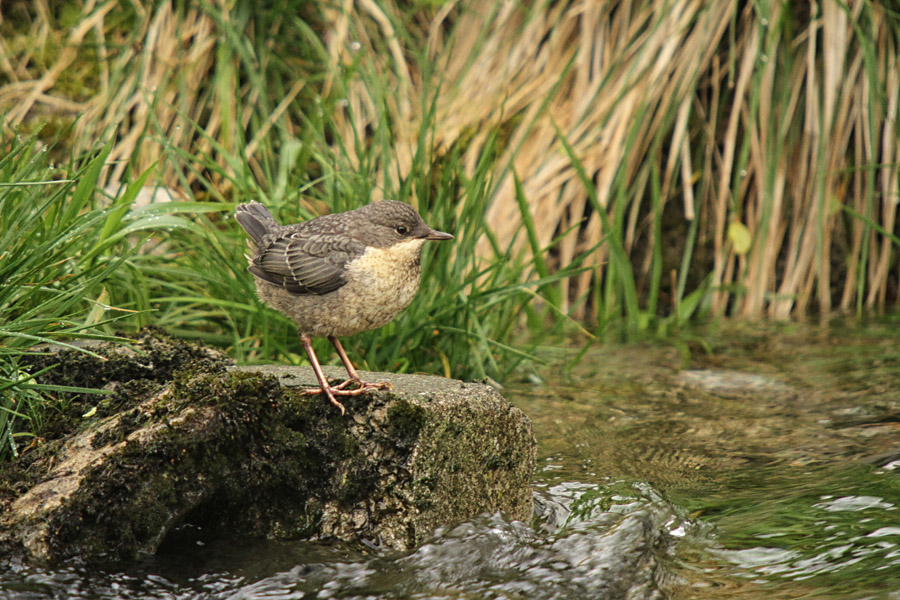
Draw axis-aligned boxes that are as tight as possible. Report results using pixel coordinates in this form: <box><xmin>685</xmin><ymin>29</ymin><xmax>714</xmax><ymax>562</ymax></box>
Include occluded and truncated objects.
<box><xmin>250</xmin><ymin>233</ymin><xmax>364</xmax><ymax>295</ymax></box>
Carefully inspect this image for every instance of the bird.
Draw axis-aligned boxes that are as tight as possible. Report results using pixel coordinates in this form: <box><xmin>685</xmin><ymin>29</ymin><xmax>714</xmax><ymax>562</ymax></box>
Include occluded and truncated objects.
<box><xmin>235</xmin><ymin>200</ymin><xmax>453</xmax><ymax>414</ymax></box>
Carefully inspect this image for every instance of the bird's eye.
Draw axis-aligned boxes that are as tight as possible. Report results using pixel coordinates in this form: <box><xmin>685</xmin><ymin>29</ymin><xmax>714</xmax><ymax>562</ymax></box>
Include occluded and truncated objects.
<box><xmin>395</xmin><ymin>225</ymin><xmax>409</xmax><ymax>235</ymax></box>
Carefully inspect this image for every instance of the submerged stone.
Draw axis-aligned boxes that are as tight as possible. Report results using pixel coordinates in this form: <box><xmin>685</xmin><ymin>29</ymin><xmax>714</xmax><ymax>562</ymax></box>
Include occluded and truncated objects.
<box><xmin>0</xmin><ymin>333</ymin><xmax>536</xmax><ymax>564</ymax></box>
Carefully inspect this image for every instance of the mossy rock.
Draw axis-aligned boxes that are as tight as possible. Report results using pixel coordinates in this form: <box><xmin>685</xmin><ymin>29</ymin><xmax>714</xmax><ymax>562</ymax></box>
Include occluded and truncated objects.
<box><xmin>0</xmin><ymin>333</ymin><xmax>536</xmax><ymax>564</ymax></box>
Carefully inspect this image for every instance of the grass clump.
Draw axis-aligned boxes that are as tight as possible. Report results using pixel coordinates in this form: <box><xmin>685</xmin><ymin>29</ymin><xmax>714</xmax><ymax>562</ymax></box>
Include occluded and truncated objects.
<box><xmin>0</xmin><ymin>132</ymin><xmax>231</xmax><ymax>461</ymax></box>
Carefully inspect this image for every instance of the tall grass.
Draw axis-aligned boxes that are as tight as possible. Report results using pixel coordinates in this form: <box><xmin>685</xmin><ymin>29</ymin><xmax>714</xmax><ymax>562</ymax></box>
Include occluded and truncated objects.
<box><xmin>4</xmin><ymin>1</ymin><xmax>898</xmax><ymax>329</ymax></box>
<box><xmin>322</xmin><ymin>0</ymin><xmax>900</xmax><ymax>322</ymax></box>
<box><xmin>0</xmin><ymin>132</ymin><xmax>215</xmax><ymax>460</ymax></box>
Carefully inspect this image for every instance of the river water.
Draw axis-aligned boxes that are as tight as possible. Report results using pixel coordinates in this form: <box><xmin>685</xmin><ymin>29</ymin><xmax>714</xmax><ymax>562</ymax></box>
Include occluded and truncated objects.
<box><xmin>2</xmin><ymin>323</ymin><xmax>898</xmax><ymax>599</ymax></box>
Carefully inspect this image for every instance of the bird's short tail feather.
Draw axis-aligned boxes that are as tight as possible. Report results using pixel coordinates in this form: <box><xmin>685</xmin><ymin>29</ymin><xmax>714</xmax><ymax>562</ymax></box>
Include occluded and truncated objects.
<box><xmin>235</xmin><ymin>202</ymin><xmax>279</xmax><ymax>246</ymax></box>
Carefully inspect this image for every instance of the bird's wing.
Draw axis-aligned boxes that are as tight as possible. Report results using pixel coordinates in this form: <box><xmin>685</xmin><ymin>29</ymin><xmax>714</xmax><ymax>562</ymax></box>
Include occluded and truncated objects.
<box><xmin>250</xmin><ymin>232</ymin><xmax>364</xmax><ymax>295</ymax></box>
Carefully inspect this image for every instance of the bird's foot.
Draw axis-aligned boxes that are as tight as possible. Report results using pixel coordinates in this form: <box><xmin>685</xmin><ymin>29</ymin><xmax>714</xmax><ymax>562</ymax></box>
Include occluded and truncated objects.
<box><xmin>300</xmin><ymin>379</ymin><xmax>393</xmax><ymax>415</ymax></box>
<box><xmin>299</xmin><ymin>385</ymin><xmax>349</xmax><ymax>414</ymax></box>
<box><xmin>333</xmin><ymin>378</ymin><xmax>393</xmax><ymax>392</ymax></box>
<box><xmin>300</xmin><ymin>378</ymin><xmax>391</xmax><ymax>393</ymax></box>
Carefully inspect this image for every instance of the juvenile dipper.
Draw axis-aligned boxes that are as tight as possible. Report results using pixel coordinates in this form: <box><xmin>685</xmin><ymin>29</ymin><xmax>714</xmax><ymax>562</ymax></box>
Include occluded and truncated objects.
<box><xmin>235</xmin><ymin>200</ymin><xmax>453</xmax><ymax>414</ymax></box>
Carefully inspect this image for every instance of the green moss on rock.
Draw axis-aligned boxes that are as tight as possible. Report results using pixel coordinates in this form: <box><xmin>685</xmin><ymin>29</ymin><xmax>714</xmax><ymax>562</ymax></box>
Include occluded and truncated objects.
<box><xmin>386</xmin><ymin>399</ymin><xmax>427</xmax><ymax>447</ymax></box>
<box><xmin>1</xmin><ymin>337</ymin><xmax>536</xmax><ymax>564</ymax></box>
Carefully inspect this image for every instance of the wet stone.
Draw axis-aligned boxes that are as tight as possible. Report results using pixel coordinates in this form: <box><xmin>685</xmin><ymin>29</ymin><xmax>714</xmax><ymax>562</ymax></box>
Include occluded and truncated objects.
<box><xmin>0</xmin><ymin>333</ymin><xmax>536</xmax><ymax>565</ymax></box>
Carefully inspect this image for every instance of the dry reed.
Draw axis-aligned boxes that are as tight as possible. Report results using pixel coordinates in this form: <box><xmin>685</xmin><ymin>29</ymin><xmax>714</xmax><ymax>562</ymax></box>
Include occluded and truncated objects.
<box><xmin>1</xmin><ymin>0</ymin><xmax>897</xmax><ymax>322</ymax></box>
<box><xmin>323</xmin><ymin>0</ymin><xmax>899</xmax><ymax>320</ymax></box>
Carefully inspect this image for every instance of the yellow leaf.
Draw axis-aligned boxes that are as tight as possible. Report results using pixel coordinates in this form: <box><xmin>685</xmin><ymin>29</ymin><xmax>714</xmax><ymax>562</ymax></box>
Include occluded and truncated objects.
<box><xmin>827</xmin><ymin>195</ymin><xmax>843</xmax><ymax>217</ymax></box>
<box><xmin>728</xmin><ymin>221</ymin><xmax>752</xmax><ymax>255</ymax></box>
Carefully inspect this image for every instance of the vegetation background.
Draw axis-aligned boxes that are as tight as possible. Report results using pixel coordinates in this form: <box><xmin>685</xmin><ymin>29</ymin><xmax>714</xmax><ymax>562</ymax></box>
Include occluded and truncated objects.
<box><xmin>1</xmin><ymin>0</ymin><xmax>898</xmax><ymax>459</ymax></box>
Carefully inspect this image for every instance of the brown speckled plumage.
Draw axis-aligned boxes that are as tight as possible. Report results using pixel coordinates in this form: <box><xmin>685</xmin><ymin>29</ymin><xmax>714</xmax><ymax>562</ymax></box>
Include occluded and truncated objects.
<box><xmin>235</xmin><ymin>200</ymin><xmax>453</xmax><ymax>413</ymax></box>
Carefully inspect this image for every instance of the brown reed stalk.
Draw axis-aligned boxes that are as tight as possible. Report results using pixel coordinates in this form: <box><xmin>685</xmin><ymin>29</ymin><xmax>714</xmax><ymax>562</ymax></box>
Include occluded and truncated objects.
<box><xmin>1</xmin><ymin>0</ymin><xmax>897</xmax><ymax>322</ymax></box>
<box><xmin>325</xmin><ymin>0</ymin><xmax>899</xmax><ymax>320</ymax></box>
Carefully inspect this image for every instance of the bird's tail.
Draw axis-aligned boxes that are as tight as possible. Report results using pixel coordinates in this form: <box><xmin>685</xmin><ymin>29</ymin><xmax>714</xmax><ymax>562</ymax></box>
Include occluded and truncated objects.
<box><xmin>235</xmin><ymin>202</ymin><xmax>279</xmax><ymax>246</ymax></box>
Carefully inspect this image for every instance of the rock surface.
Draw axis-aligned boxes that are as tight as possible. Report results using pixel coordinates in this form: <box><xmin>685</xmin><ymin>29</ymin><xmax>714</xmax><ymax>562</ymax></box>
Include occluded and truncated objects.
<box><xmin>0</xmin><ymin>333</ymin><xmax>536</xmax><ymax>564</ymax></box>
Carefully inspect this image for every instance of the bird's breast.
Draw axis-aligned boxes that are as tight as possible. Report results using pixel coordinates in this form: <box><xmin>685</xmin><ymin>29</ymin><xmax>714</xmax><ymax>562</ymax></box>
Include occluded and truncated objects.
<box><xmin>344</xmin><ymin>238</ymin><xmax>426</xmax><ymax>297</ymax></box>
<box><xmin>327</xmin><ymin>238</ymin><xmax>427</xmax><ymax>331</ymax></box>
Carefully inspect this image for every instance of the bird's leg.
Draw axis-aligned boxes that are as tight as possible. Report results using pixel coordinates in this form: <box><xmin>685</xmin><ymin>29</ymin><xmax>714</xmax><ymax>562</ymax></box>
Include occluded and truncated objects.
<box><xmin>329</xmin><ymin>336</ymin><xmax>393</xmax><ymax>391</ymax></box>
<box><xmin>299</xmin><ymin>334</ymin><xmax>387</xmax><ymax>414</ymax></box>
<box><xmin>330</xmin><ymin>336</ymin><xmax>363</xmax><ymax>382</ymax></box>
<box><xmin>299</xmin><ymin>333</ymin><xmax>346</xmax><ymax>414</ymax></box>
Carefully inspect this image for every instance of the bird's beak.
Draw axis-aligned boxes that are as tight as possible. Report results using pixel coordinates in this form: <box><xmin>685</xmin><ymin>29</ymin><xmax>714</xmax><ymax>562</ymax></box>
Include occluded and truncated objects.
<box><xmin>425</xmin><ymin>229</ymin><xmax>454</xmax><ymax>241</ymax></box>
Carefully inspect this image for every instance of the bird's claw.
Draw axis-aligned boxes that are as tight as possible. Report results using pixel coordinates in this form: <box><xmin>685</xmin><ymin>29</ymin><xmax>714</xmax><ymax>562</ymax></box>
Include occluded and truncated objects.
<box><xmin>300</xmin><ymin>379</ymin><xmax>393</xmax><ymax>415</ymax></box>
<box><xmin>335</xmin><ymin>379</ymin><xmax>393</xmax><ymax>392</ymax></box>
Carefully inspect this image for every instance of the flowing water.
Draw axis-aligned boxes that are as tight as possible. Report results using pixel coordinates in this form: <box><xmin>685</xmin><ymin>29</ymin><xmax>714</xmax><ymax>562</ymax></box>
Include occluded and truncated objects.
<box><xmin>2</xmin><ymin>323</ymin><xmax>899</xmax><ymax>599</ymax></box>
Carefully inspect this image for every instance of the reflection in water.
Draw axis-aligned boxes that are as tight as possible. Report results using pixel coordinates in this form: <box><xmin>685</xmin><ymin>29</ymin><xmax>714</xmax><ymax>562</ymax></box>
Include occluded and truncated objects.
<box><xmin>2</xmin><ymin>325</ymin><xmax>899</xmax><ymax>598</ymax></box>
